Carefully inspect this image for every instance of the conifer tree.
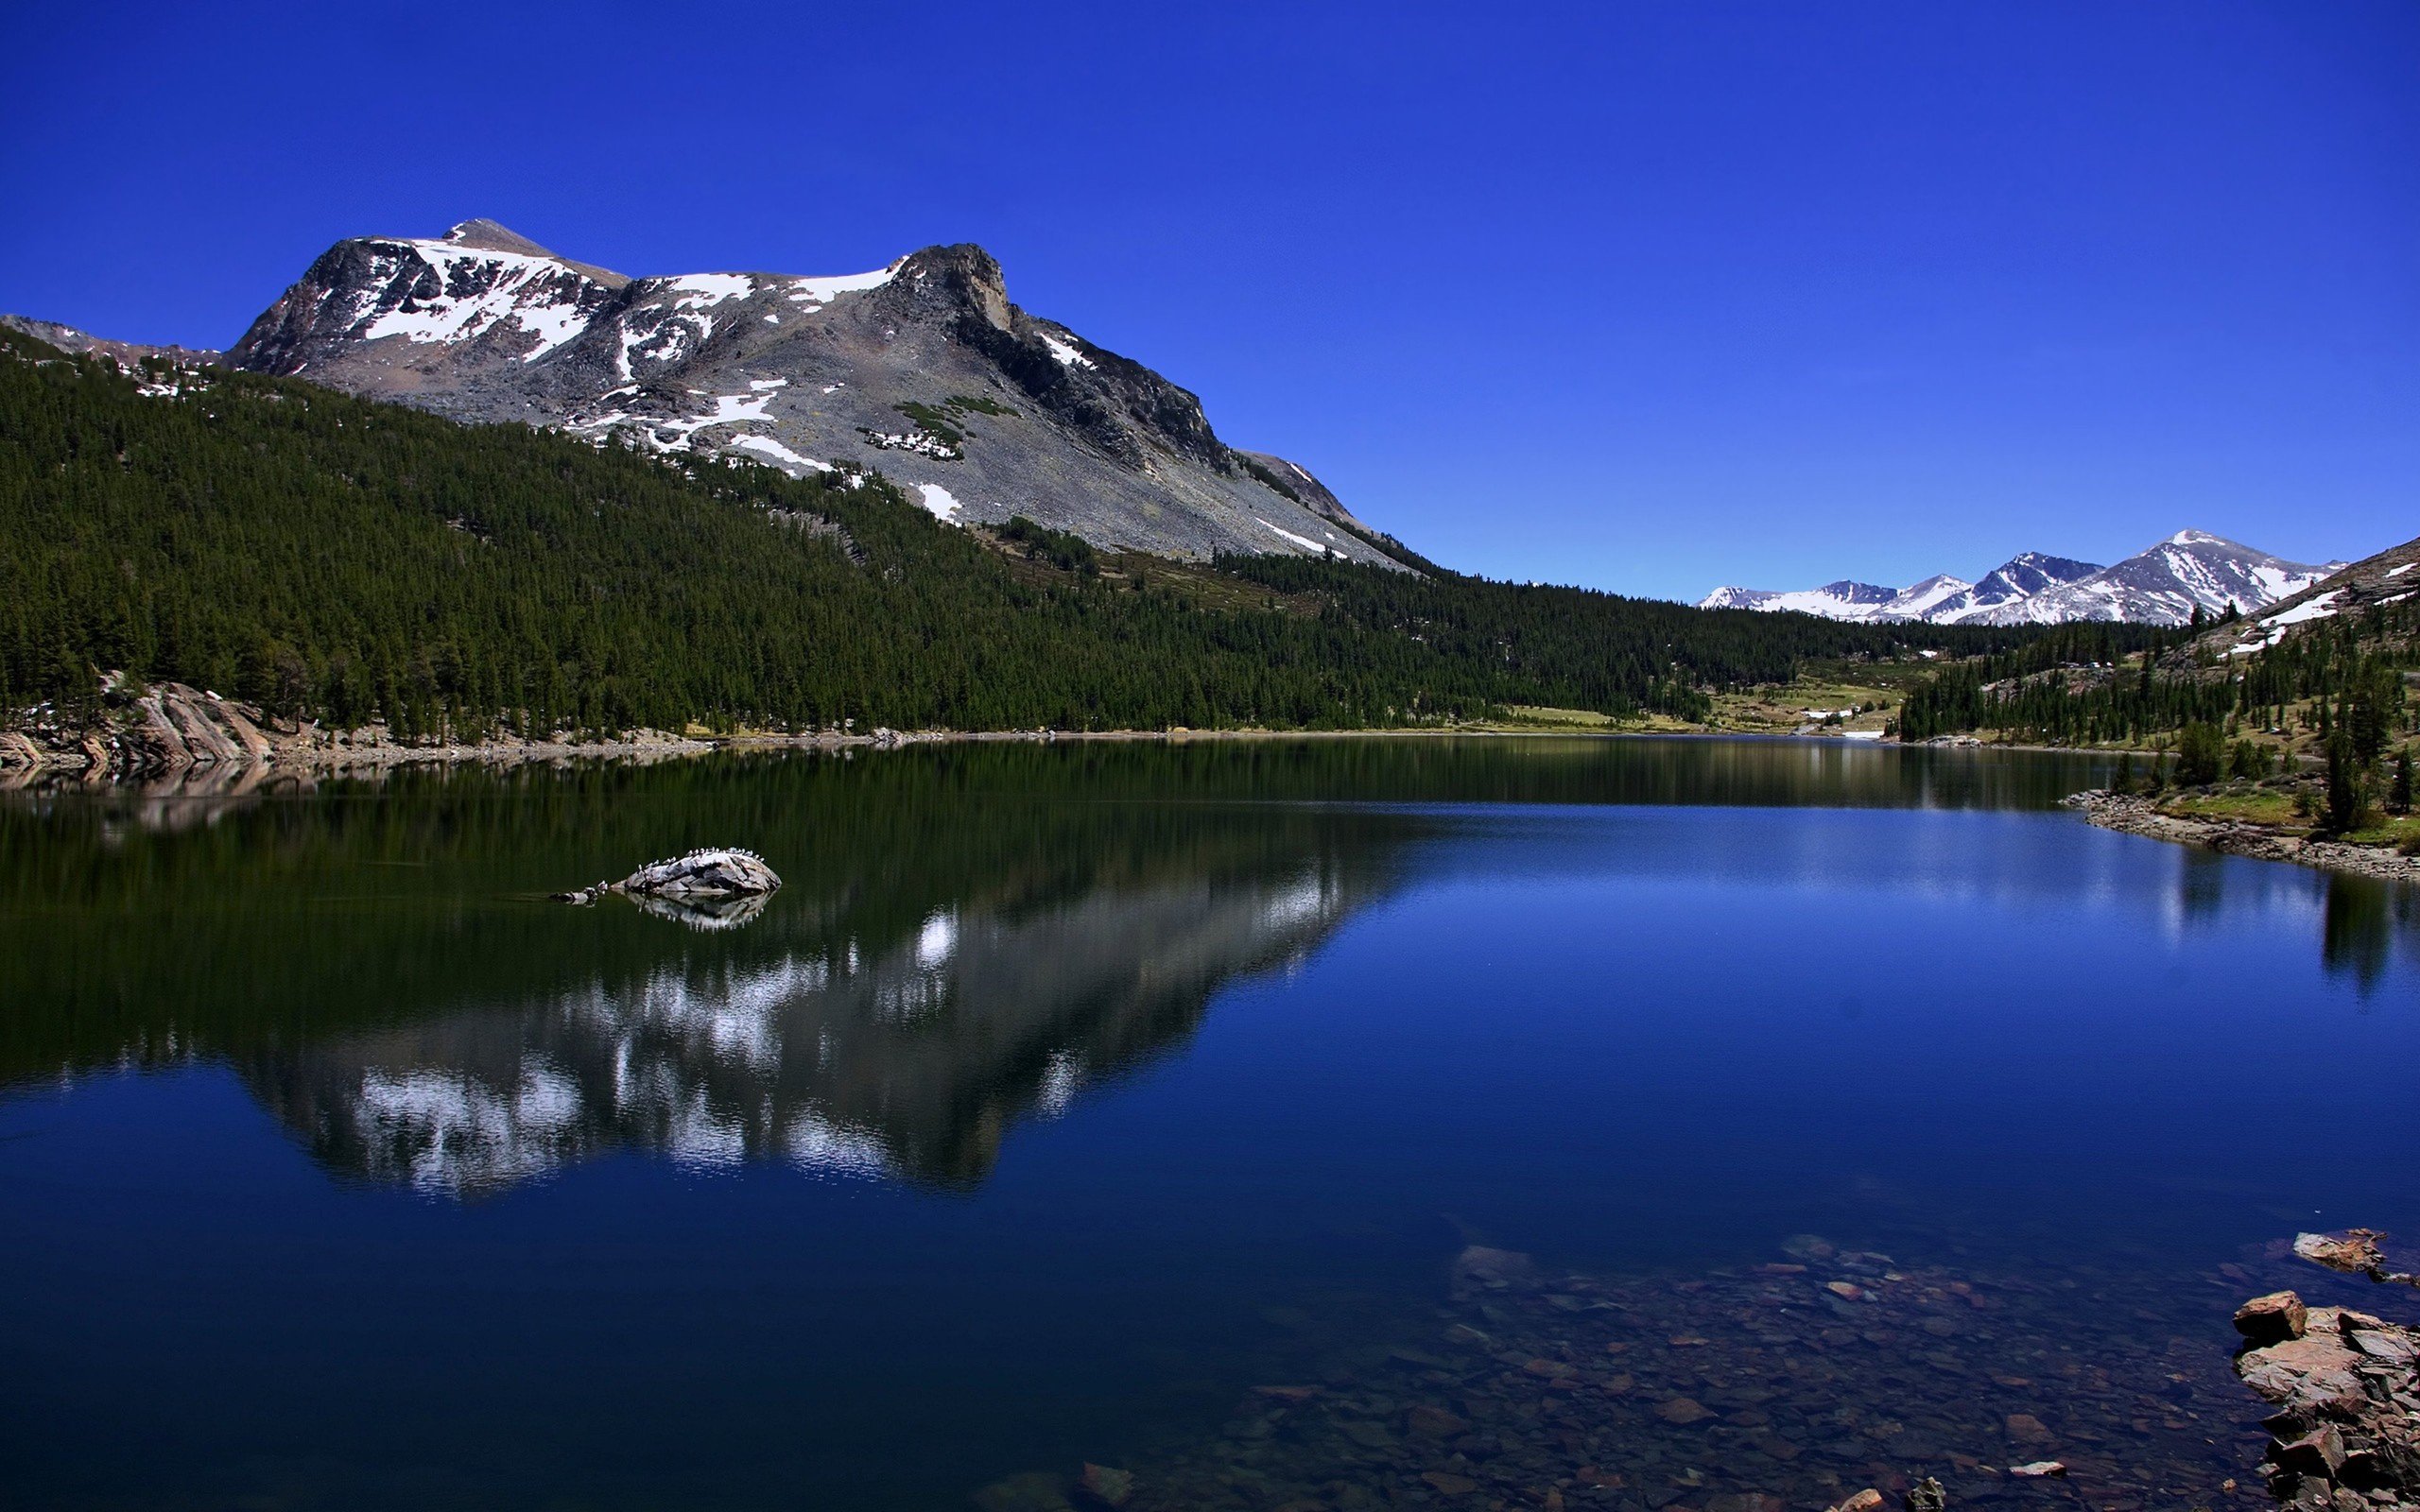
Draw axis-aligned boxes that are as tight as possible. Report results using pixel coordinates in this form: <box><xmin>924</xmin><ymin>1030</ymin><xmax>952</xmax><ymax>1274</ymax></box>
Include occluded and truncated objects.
<box><xmin>2323</xmin><ymin>731</ymin><xmax>2365</xmax><ymax>836</ymax></box>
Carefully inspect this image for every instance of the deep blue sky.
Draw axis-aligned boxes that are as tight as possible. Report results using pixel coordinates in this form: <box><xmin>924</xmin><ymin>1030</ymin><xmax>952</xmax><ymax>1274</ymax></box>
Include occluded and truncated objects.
<box><xmin>2</xmin><ymin>2</ymin><xmax>2411</xmax><ymax>600</ymax></box>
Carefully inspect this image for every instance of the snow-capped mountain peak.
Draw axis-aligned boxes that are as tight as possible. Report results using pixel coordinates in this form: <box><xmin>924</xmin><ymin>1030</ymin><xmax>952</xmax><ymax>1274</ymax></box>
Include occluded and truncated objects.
<box><xmin>1700</xmin><ymin>533</ymin><xmax>2341</xmax><ymax>627</ymax></box>
<box><xmin>1886</xmin><ymin>574</ymin><xmax>1974</xmax><ymax>621</ymax></box>
<box><xmin>181</xmin><ymin>221</ymin><xmax>1400</xmax><ymax>563</ymax></box>
<box><xmin>1697</xmin><ymin>580</ymin><xmax>1900</xmax><ymax>619</ymax></box>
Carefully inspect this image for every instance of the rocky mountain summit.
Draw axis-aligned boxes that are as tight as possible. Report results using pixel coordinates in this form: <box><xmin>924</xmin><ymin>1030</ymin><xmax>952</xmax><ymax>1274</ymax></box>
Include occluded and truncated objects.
<box><xmin>12</xmin><ymin>219</ymin><xmax>1392</xmax><ymax>563</ymax></box>
<box><xmin>1703</xmin><ymin>531</ymin><xmax>2343</xmax><ymax>627</ymax></box>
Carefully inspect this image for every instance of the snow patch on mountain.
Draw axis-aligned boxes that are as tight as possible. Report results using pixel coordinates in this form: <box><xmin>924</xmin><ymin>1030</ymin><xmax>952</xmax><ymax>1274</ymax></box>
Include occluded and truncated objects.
<box><xmin>1040</xmin><ymin>331</ymin><xmax>1096</xmax><ymax>369</ymax></box>
<box><xmin>785</xmin><ymin>265</ymin><xmax>901</xmax><ymax>307</ymax></box>
<box><xmin>913</xmin><ymin>483</ymin><xmax>964</xmax><ymax>524</ymax></box>
<box><xmin>350</xmin><ymin>240</ymin><xmax>602</xmax><ymax>361</ymax></box>
<box><xmin>1256</xmin><ymin>517</ymin><xmax>1325</xmax><ymax>553</ymax></box>
<box><xmin>727</xmin><ymin>435</ymin><xmax>827</xmax><ymax>472</ymax></box>
<box><xmin>666</xmin><ymin>273</ymin><xmax>756</xmax><ymax>309</ymax></box>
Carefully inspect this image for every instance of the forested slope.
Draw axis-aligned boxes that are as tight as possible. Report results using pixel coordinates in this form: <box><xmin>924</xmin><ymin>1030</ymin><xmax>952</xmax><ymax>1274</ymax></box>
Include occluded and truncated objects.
<box><xmin>1898</xmin><ymin>568</ymin><xmax>2418</xmax><ymax>749</ymax></box>
<box><xmin>0</xmin><ymin>328</ymin><xmax>2048</xmax><ymax>741</ymax></box>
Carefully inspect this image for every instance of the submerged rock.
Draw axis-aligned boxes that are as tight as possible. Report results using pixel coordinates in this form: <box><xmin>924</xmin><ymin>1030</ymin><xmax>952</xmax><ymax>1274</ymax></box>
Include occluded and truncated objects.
<box><xmin>1076</xmin><ymin>1463</ymin><xmax>1133</xmax><ymax>1508</ymax></box>
<box><xmin>1453</xmin><ymin>1245</ymin><xmax>1537</xmax><ymax>1287</ymax></box>
<box><xmin>973</xmin><ymin>1471</ymin><xmax>1077</xmax><ymax>1512</ymax></box>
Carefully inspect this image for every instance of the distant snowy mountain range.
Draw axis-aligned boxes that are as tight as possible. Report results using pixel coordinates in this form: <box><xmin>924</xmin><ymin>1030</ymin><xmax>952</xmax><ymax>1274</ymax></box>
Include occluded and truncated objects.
<box><xmin>1700</xmin><ymin>531</ymin><xmax>2345</xmax><ymax>627</ymax></box>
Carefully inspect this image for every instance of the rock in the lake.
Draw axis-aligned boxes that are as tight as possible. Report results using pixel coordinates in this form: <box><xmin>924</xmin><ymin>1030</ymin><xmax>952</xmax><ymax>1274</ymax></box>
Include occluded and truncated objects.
<box><xmin>1407</xmin><ymin>1403</ymin><xmax>1468</xmax><ymax>1437</ymax></box>
<box><xmin>615</xmin><ymin>848</ymin><xmax>781</xmax><ymax>897</ymax></box>
<box><xmin>1904</xmin><ymin>1476</ymin><xmax>1946</xmax><ymax>1512</ymax></box>
<box><xmin>2294</xmin><ymin>1228</ymin><xmax>2420</xmax><ymax>1288</ymax></box>
<box><xmin>974</xmin><ymin>1471</ymin><xmax>1077</xmax><ymax>1512</ymax></box>
<box><xmin>2008</xmin><ymin>1461</ymin><xmax>2066</xmax><ymax>1478</ymax></box>
<box><xmin>1077</xmin><ymin>1462</ymin><xmax>1133</xmax><ymax>1508</ymax></box>
<box><xmin>1454</xmin><ymin>1245</ymin><xmax>1537</xmax><ymax>1287</ymax></box>
<box><xmin>2235</xmin><ymin>1291</ymin><xmax>2309</xmax><ymax>1346</ymax></box>
<box><xmin>558</xmin><ymin>848</ymin><xmax>781</xmax><ymax>905</ymax></box>
<box><xmin>1826</xmin><ymin>1491</ymin><xmax>1884</xmax><ymax>1512</ymax></box>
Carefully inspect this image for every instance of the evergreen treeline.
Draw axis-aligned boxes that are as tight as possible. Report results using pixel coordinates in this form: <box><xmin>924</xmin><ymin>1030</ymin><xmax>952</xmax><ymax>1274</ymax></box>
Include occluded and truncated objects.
<box><xmin>0</xmin><ymin>327</ymin><xmax>2065</xmax><ymax>739</ymax></box>
<box><xmin>1219</xmin><ymin>555</ymin><xmax>2043</xmax><ymax>722</ymax></box>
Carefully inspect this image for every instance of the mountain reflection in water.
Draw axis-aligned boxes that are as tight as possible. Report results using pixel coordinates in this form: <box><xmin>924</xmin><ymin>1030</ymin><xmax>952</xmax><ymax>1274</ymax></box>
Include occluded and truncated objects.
<box><xmin>5</xmin><ymin>736</ymin><xmax>2413</xmax><ymax>1206</ymax></box>
<box><xmin>253</xmin><ymin>856</ymin><xmax>1373</xmax><ymax>1194</ymax></box>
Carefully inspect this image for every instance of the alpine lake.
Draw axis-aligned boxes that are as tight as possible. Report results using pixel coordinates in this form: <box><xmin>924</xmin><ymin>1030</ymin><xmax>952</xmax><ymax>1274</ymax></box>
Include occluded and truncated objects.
<box><xmin>2</xmin><ymin>737</ymin><xmax>2414</xmax><ymax>1512</ymax></box>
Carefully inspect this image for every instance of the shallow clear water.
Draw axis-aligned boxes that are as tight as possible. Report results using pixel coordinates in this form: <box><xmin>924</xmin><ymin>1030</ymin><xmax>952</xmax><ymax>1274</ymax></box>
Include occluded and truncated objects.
<box><xmin>1</xmin><ymin>739</ymin><xmax>2413</xmax><ymax>1511</ymax></box>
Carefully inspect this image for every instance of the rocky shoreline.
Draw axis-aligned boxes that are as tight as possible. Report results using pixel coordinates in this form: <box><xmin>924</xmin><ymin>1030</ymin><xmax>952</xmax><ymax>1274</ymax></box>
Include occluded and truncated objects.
<box><xmin>0</xmin><ymin>690</ymin><xmax>1910</xmax><ymax>788</ymax></box>
<box><xmin>0</xmin><ymin>679</ymin><xmax>1074</xmax><ymax>784</ymax></box>
<box><xmin>2063</xmin><ymin>790</ymin><xmax>2420</xmax><ymax>885</ymax></box>
<box><xmin>2232</xmin><ymin>1232</ymin><xmax>2420</xmax><ymax>1512</ymax></box>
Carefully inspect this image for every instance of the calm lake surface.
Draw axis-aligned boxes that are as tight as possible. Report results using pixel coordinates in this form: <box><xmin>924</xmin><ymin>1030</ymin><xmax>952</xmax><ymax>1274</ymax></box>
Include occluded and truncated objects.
<box><xmin>3</xmin><ymin>738</ymin><xmax>2414</xmax><ymax>1512</ymax></box>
